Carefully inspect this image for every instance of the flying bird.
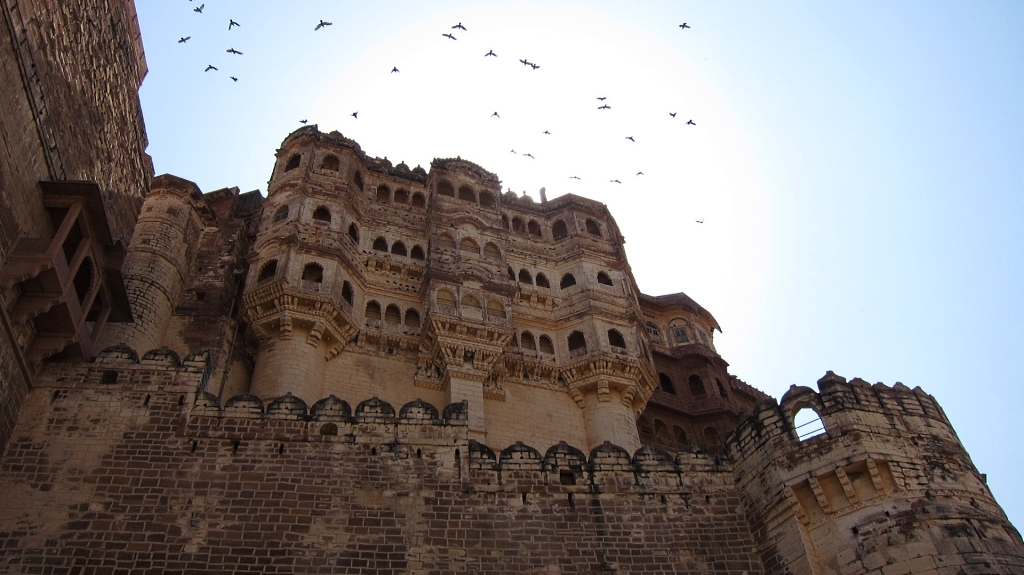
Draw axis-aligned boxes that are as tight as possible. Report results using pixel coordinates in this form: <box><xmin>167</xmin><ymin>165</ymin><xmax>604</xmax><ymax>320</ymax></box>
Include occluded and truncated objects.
<box><xmin>178</xmin><ymin>36</ymin><xmax>190</xmax><ymax>43</ymax></box>
<box><xmin>696</xmin><ymin>217</ymin><xmax>704</xmax><ymax>224</ymax></box>
<box><xmin>596</xmin><ymin>97</ymin><xmax>607</xmax><ymax>101</ymax></box>
<box><xmin>351</xmin><ymin>111</ymin><xmax>358</xmax><ymax>118</ymax></box>
<box><xmin>669</xmin><ymin>112</ymin><xmax>677</xmax><ymax>117</ymax></box>
<box><xmin>636</xmin><ymin>172</ymin><xmax>644</xmax><ymax>176</ymax></box>
<box><xmin>300</xmin><ymin>119</ymin><xmax>308</xmax><ymax>124</ymax></box>
<box><xmin>569</xmin><ymin>176</ymin><xmax>581</xmax><ymax>180</ymax></box>
<box><xmin>523</xmin><ymin>153</ymin><xmax>536</xmax><ymax>159</ymax></box>
<box><xmin>193</xmin><ymin>4</ymin><xmax>204</xmax><ymax>13</ymax></box>
<box><xmin>679</xmin><ymin>23</ymin><xmax>690</xmax><ymax>29</ymax></box>
<box><xmin>598</xmin><ymin>104</ymin><xmax>611</xmax><ymax>110</ymax></box>
<box><xmin>625</xmin><ymin>136</ymin><xmax>635</xmax><ymax>142</ymax></box>
<box><xmin>452</xmin><ymin>22</ymin><xmax>466</xmax><ymax>30</ymax></box>
<box><xmin>230</xmin><ymin>76</ymin><xmax>238</xmax><ymax>82</ymax></box>
<box><xmin>226</xmin><ymin>48</ymin><xmax>242</xmax><ymax>55</ymax></box>
<box><xmin>510</xmin><ymin>149</ymin><xmax>517</xmax><ymax>154</ymax></box>
<box><xmin>529</xmin><ymin>63</ymin><xmax>540</xmax><ymax>69</ymax></box>
<box><xmin>610</xmin><ymin>179</ymin><xmax>622</xmax><ymax>184</ymax></box>
<box><xmin>204</xmin><ymin>64</ymin><xmax>217</xmax><ymax>71</ymax></box>
<box><xmin>542</xmin><ymin>130</ymin><xmax>550</xmax><ymax>135</ymax></box>
<box><xmin>442</xmin><ymin>33</ymin><xmax>457</xmax><ymax>40</ymax></box>
<box><xmin>491</xmin><ymin>111</ymin><xmax>500</xmax><ymax>118</ymax></box>
<box><xmin>519</xmin><ymin>59</ymin><xmax>530</xmax><ymax>66</ymax></box>
<box><xmin>686</xmin><ymin>119</ymin><xmax>696</xmax><ymax>125</ymax></box>
<box><xmin>228</xmin><ymin>19</ymin><xmax>240</xmax><ymax>30</ymax></box>
<box><xmin>484</xmin><ymin>50</ymin><xmax>497</xmax><ymax>57</ymax></box>
<box><xmin>314</xmin><ymin>20</ymin><xmax>332</xmax><ymax>31</ymax></box>
<box><xmin>391</xmin><ymin>67</ymin><xmax>399</xmax><ymax>73</ymax></box>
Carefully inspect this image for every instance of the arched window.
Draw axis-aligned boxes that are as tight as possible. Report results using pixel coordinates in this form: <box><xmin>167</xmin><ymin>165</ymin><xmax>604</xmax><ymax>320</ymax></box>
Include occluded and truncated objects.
<box><xmin>365</xmin><ymin>301</ymin><xmax>382</xmax><ymax>326</ymax></box>
<box><xmin>658</xmin><ymin>373</ymin><xmax>676</xmax><ymax>394</ymax></box>
<box><xmin>258</xmin><ymin>260</ymin><xmax>278</xmax><ymax>282</ymax></box>
<box><xmin>527</xmin><ymin>220</ymin><xmax>541</xmax><ymax>237</ymax></box>
<box><xmin>507</xmin><ymin>266</ymin><xmax>515</xmax><ymax>280</ymax></box>
<box><xmin>438</xmin><ymin>181</ymin><xmax>455</xmax><ymax>197</ymax></box>
<box><xmin>405</xmin><ymin>309</ymin><xmax>421</xmax><ymax>330</ymax></box>
<box><xmin>461</xmin><ymin>294</ymin><xmax>481</xmax><ymax>315</ymax></box>
<box><xmin>501</xmin><ymin>215</ymin><xmax>510</xmax><ymax>230</ymax></box>
<box><xmin>520</xmin><ymin>332</ymin><xmax>536</xmax><ymax>351</ymax></box>
<box><xmin>459</xmin><ymin>238</ymin><xmax>479</xmax><ymax>256</ymax></box>
<box><xmin>372</xmin><ymin>237</ymin><xmax>388</xmax><ymax>252</ymax></box>
<box><xmin>376</xmin><ymin>185</ymin><xmax>391</xmax><ymax>203</ymax></box>
<box><xmin>385</xmin><ymin>304</ymin><xmax>401</xmax><ymax>327</ymax></box>
<box><xmin>512</xmin><ymin>217</ymin><xmax>525</xmax><ymax>233</ymax></box>
<box><xmin>597</xmin><ymin>272</ymin><xmax>613</xmax><ymax>286</ymax></box>
<box><xmin>353</xmin><ymin>171</ymin><xmax>364</xmax><ymax>191</ymax></box>
<box><xmin>437</xmin><ymin>233</ymin><xmax>455</xmax><ymax>249</ymax></box>
<box><xmin>794</xmin><ymin>408</ymin><xmax>826</xmax><ymax>440</ymax></box>
<box><xmin>688</xmin><ymin>375</ymin><xmax>706</xmax><ymax>397</ymax></box>
<box><xmin>560</xmin><ymin>273</ymin><xmax>576</xmax><ymax>289</ymax></box>
<box><xmin>487</xmin><ymin>299</ymin><xmax>506</xmax><ymax>319</ymax></box>
<box><xmin>654</xmin><ymin>420</ymin><xmax>670</xmax><ymax>444</ymax></box>
<box><xmin>585</xmin><ymin>219</ymin><xmax>601</xmax><ymax>236</ymax></box>
<box><xmin>341</xmin><ymin>281</ymin><xmax>353</xmax><ymax>305</ymax></box>
<box><xmin>72</xmin><ymin>257</ymin><xmax>94</xmax><ymax>304</ymax></box>
<box><xmin>391</xmin><ymin>241</ymin><xmax>407</xmax><ymax>256</ymax></box>
<box><xmin>638</xmin><ymin>416</ymin><xmax>653</xmax><ymax>435</ymax></box>
<box><xmin>285</xmin><ymin>154</ymin><xmax>300</xmax><ymax>172</ymax></box>
<box><xmin>273</xmin><ymin>205</ymin><xmax>289</xmax><ymax>222</ymax></box>
<box><xmin>673</xmin><ymin>325</ymin><xmax>689</xmax><ymax>344</ymax></box>
<box><xmin>535</xmin><ymin>273</ymin><xmax>550</xmax><ymax>288</ymax></box>
<box><xmin>673</xmin><ymin>426</ymin><xmax>688</xmax><ymax>445</ymax></box>
<box><xmin>437</xmin><ymin>289</ymin><xmax>456</xmax><ymax>308</ymax></box>
<box><xmin>646</xmin><ymin>321</ymin><xmax>660</xmax><ymax>339</ymax></box>
<box><xmin>394</xmin><ymin>189</ymin><xmax>409</xmax><ymax>204</ymax></box>
<box><xmin>704</xmin><ymin>427</ymin><xmax>722</xmax><ymax>447</ymax></box>
<box><xmin>321</xmin><ymin>155</ymin><xmax>339</xmax><ymax>171</ymax></box>
<box><xmin>483</xmin><ymin>242</ymin><xmax>501</xmax><ymax>260</ymax></box>
<box><xmin>539</xmin><ymin>335</ymin><xmax>554</xmax><ymax>355</ymax></box>
<box><xmin>608</xmin><ymin>329</ymin><xmax>626</xmax><ymax>349</ymax></box>
<box><xmin>411</xmin><ymin>193</ymin><xmax>426</xmax><ymax>208</ymax></box>
<box><xmin>458</xmin><ymin>186</ymin><xmax>476</xmax><ymax>203</ymax></box>
<box><xmin>348</xmin><ymin>223</ymin><xmax>359</xmax><ymax>242</ymax></box>
<box><xmin>717</xmin><ymin>379</ymin><xmax>729</xmax><ymax>398</ymax></box>
<box><xmin>567</xmin><ymin>331</ymin><xmax>587</xmax><ymax>355</ymax></box>
<box><xmin>518</xmin><ymin>269</ymin><xmax>533</xmax><ymax>284</ymax></box>
<box><xmin>480</xmin><ymin>191</ymin><xmax>495</xmax><ymax>208</ymax></box>
<box><xmin>552</xmin><ymin>220</ymin><xmax>568</xmax><ymax>240</ymax></box>
<box><xmin>301</xmin><ymin>263</ymin><xmax>324</xmax><ymax>283</ymax></box>
<box><xmin>410</xmin><ymin>245</ymin><xmax>425</xmax><ymax>260</ymax></box>
<box><xmin>312</xmin><ymin>206</ymin><xmax>331</xmax><ymax>222</ymax></box>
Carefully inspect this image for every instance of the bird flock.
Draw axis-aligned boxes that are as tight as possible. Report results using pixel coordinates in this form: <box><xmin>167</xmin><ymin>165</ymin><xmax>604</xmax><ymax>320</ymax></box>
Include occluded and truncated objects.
<box><xmin>173</xmin><ymin>3</ymin><xmax>704</xmax><ymax>223</ymax></box>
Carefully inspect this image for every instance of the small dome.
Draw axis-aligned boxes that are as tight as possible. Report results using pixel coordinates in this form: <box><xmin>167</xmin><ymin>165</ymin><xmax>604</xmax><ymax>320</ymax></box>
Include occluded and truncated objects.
<box><xmin>396</xmin><ymin>161</ymin><xmax>410</xmax><ymax>171</ymax></box>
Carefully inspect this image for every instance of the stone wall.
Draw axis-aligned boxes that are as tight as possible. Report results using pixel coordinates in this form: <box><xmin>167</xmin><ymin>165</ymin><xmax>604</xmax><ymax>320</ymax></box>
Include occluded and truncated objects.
<box><xmin>0</xmin><ymin>348</ymin><xmax>765</xmax><ymax>574</ymax></box>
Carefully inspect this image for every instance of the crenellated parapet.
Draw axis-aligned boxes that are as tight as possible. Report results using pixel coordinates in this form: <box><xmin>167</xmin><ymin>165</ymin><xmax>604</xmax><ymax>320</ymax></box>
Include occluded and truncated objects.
<box><xmin>730</xmin><ymin>372</ymin><xmax>1024</xmax><ymax>575</ymax></box>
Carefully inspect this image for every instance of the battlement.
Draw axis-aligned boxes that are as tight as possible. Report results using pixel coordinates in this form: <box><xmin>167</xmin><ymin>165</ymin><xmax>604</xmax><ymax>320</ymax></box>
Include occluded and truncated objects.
<box><xmin>729</xmin><ymin>371</ymin><xmax>957</xmax><ymax>465</ymax></box>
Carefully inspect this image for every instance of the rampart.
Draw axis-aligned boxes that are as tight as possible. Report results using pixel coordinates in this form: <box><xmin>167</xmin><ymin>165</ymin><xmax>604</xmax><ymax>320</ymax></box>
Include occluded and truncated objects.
<box><xmin>0</xmin><ymin>345</ymin><xmax>763</xmax><ymax>574</ymax></box>
<box><xmin>729</xmin><ymin>371</ymin><xmax>1024</xmax><ymax>575</ymax></box>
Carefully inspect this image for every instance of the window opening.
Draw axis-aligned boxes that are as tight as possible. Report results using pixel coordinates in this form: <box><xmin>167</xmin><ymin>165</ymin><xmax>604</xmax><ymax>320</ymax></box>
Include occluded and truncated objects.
<box><xmin>458</xmin><ymin>186</ymin><xmax>476</xmax><ymax>203</ymax></box>
<box><xmin>608</xmin><ymin>329</ymin><xmax>626</xmax><ymax>349</ymax></box>
<box><xmin>376</xmin><ymin>185</ymin><xmax>391</xmax><ymax>203</ymax></box>
<box><xmin>527</xmin><ymin>220</ymin><xmax>541</xmax><ymax>237</ymax></box>
<box><xmin>560</xmin><ymin>273</ymin><xmax>576</xmax><ymax>289</ymax></box>
<box><xmin>688</xmin><ymin>375</ymin><xmax>706</xmax><ymax>397</ymax></box>
<box><xmin>483</xmin><ymin>242</ymin><xmax>501</xmax><ymax>260</ymax></box>
<box><xmin>597</xmin><ymin>272</ymin><xmax>613</xmax><ymax>286</ymax></box>
<box><xmin>411</xmin><ymin>193</ymin><xmax>426</xmax><ymax>208</ymax></box>
<box><xmin>394</xmin><ymin>189</ymin><xmax>409</xmax><ymax>204</ymax></box>
<box><xmin>284</xmin><ymin>154</ymin><xmax>300</xmax><ymax>171</ymax></box>
<box><xmin>258</xmin><ymin>260</ymin><xmax>278</xmax><ymax>282</ymax></box>
<box><xmin>518</xmin><ymin>269</ymin><xmax>533</xmax><ymax>284</ymax></box>
<box><xmin>410</xmin><ymin>245</ymin><xmax>425</xmax><ymax>260</ymax></box>
<box><xmin>459</xmin><ymin>238</ymin><xmax>479</xmax><ymax>256</ymax></box>
<box><xmin>391</xmin><ymin>242</ymin><xmax>407</xmax><ymax>256</ymax></box>
<box><xmin>341</xmin><ymin>281</ymin><xmax>353</xmax><ymax>305</ymax></box>
<box><xmin>567</xmin><ymin>331</ymin><xmax>587</xmax><ymax>354</ymax></box>
<box><xmin>487</xmin><ymin>299</ymin><xmax>506</xmax><ymax>319</ymax></box>
<box><xmin>405</xmin><ymin>309</ymin><xmax>421</xmax><ymax>330</ymax></box>
<box><xmin>301</xmin><ymin>263</ymin><xmax>324</xmax><ymax>283</ymax></box>
<box><xmin>385</xmin><ymin>304</ymin><xmax>402</xmax><ymax>327</ymax></box>
<box><xmin>321</xmin><ymin>155</ymin><xmax>339</xmax><ymax>171</ymax></box>
<box><xmin>372</xmin><ymin>237</ymin><xmax>388</xmax><ymax>252</ymax></box>
<box><xmin>273</xmin><ymin>205</ymin><xmax>289</xmax><ymax>222</ymax></box>
<box><xmin>673</xmin><ymin>426</ymin><xmax>688</xmax><ymax>445</ymax></box>
<box><xmin>520</xmin><ymin>332</ymin><xmax>536</xmax><ymax>351</ymax></box>
<box><xmin>552</xmin><ymin>220</ymin><xmax>568</xmax><ymax>240</ymax></box>
<box><xmin>312</xmin><ymin>206</ymin><xmax>331</xmax><ymax>222</ymax></box>
<box><xmin>348</xmin><ymin>223</ymin><xmax>359</xmax><ymax>242</ymax></box>
<box><xmin>794</xmin><ymin>408</ymin><xmax>826</xmax><ymax>440</ymax></box>
<box><xmin>480</xmin><ymin>191</ymin><xmax>495</xmax><ymax>208</ymax></box>
<box><xmin>538</xmin><ymin>335</ymin><xmax>554</xmax><ymax>355</ymax></box>
<box><xmin>438</xmin><ymin>181</ymin><xmax>455</xmax><ymax>197</ymax></box>
<box><xmin>585</xmin><ymin>219</ymin><xmax>601</xmax><ymax>236</ymax></box>
<box><xmin>438</xmin><ymin>233</ymin><xmax>455</xmax><ymax>249</ymax></box>
<box><xmin>658</xmin><ymin>373</ymin><xmax>676</xmax><ymax>394</ymax></box>
<box><xmin>365</xmin><ymin>301</ymin><xmax>382</xmax><ymax>326</ymax></box>
<box><xmin>535</xmin><ymin>273</ymin><xmax>550</xmax><ymax>288</ymax></box>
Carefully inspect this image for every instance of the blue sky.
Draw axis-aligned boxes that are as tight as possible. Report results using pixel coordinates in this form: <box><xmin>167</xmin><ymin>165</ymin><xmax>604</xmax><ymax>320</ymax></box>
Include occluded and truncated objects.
<box><xmin>135</xmin><ymin>1</ymin><xmax>1024</xmax><ymax>527</ymax></box>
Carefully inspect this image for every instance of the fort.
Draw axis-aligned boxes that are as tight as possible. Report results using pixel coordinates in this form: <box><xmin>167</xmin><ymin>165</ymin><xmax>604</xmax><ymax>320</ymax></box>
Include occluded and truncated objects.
<box><xmin>1</xmin><ymin>1</ymin><xmax>1022</xmax><ymax>573</ymax></box>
